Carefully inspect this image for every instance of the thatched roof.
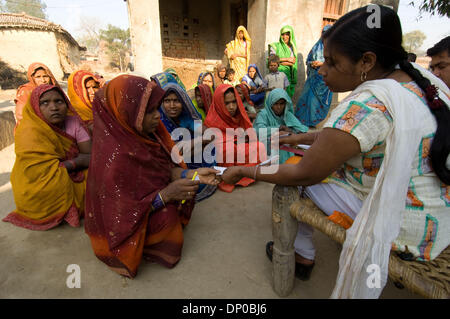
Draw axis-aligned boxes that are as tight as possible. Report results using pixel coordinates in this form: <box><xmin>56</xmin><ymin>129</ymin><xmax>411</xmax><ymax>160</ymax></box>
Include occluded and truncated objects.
<box><xmin>0</xmin><ymin>12</ymin><xmax>86</xmax><ymax>51</ymax></box>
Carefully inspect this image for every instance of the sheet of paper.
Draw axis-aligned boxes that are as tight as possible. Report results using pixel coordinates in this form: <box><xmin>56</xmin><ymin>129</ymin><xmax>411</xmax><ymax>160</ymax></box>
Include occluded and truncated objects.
<box><xmin>259</xmin><ymin>155</ymin><xmax>279</xmax><ymax>166</ymax></box>
<box><xmin>213</xmin><ymin>166</ymin><xmax>227</xmax><ymax>175</ymax></box>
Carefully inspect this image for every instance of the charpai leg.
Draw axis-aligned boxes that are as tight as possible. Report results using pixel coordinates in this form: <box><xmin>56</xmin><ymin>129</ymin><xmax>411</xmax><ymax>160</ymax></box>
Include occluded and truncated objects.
<box><xmin>271</xmin><ymin>185</ymin><xmax>300</xmax><ymax>296</ymax></box>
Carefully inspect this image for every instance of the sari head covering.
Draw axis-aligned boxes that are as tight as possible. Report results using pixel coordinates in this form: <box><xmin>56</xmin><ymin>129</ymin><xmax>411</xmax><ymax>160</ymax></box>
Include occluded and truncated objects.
<box><xmin>226</xmin><ymin>26</ymin><xmax>252</xmax><ymax>82</ymax></box>
<box><xmin>159</xmin><ymin>82</ymin><xmax>202</xmax><ymax>136</ymax></box>
<box><xmin>204</xmin><ymin>84</ymin><xmax>252</xmax><ymax>133</ymax></box>
<box><xmin>254</xmin><ymin>88</ymin><xmax>308</xmax><ymax>163</ymax></box>
<box><xmin>196</xmin><ymin>72</ymin><xmax>215</xmax><ymax>90</ymax></box>
<box><xmin>192</xmin><ymin>83</ymin><xmax>213</xmax><ymax>120</ymax></box>
<box><xmin>269</xmin><ymin>25</ymin><xmax>298</xmax><ymax>97</ymax></box>
<box><xmin>85</xmin><ymin>75</ymin><xmax>192</xmax><ymax>277</ymax></box>
<box><xmin>164</xmin><ymin>68</ymin><xmax>186</xmax><ymax>90</ymax></box>
<box><xmin>67</xmin><ymin>70</ymin><xmax>105</xmax><ymax>126</ymax></box>
<box><xmin>204</xmin><ymin>84</ymin><xmax>266</xmax><ymax>192</ymax></box>
<box><xmin>242</xmin><ymin>64</ymin><xmax>264</xmax><ymax>87</ymax></box>
<box><xmin>151</xmin><ymin>72</ymin><xmax>178</xmax><ymax>88</ymax></box>
<box><xmin>4</xmin><ymin>84</ymin><xmax>87</xmax><ymax>230</ymax></box>
<box><xmin>295</xmin><ymin>24</ymin><xmax>334</xmax><ymax>127</ymax></box>
<box><xmin>242</xmin><ymin>64</ymin><xmax>266</xmax><ymax>107</ymax></box>
<box><xmin>14</xmin><ymin>62</ymin><xmax>59</xmax><ymax>123</ymax></box>
<box><xmin>236</xmin><ymin>83</ymin><xmax>254</xmax><ymax>107</ymax></box>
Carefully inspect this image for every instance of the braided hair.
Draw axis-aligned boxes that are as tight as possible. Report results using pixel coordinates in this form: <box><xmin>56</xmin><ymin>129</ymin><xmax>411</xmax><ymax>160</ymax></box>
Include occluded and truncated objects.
<box><xmin>322</xmin><ymin>5</ymin><xmax>450</xmax><ymax>184</ymax></box>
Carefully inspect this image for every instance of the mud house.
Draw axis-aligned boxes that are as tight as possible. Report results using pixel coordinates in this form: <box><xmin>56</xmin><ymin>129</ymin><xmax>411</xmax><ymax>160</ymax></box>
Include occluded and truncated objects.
<box><xmin>125</xmin><ymin>0</ymin><xmax>398</xmax><ymax>99</ymax></box>
<box><xmin>0</xmin><ymin>12</ymin><xmax>86</xmax><ymax>81</ymax></box>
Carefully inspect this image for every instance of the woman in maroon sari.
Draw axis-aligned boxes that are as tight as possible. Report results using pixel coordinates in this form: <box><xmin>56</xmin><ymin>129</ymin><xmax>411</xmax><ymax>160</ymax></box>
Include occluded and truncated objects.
<box><xmin>84</xmin><ymin>75</ymin><xmax>219</xmax><ymax>278</ymax></box>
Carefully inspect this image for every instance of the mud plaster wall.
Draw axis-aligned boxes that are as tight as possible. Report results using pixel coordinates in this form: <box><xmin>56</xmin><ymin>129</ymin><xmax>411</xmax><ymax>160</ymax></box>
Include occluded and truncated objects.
<box><xmin>0</xmin><ymin>29</ymin><xmax>64</xmax><ymax>80</ymax></box>
<box><xmin>55</xmin><ymin>33</ymin><xmax>83</xmax><ymax>78</ymax></box>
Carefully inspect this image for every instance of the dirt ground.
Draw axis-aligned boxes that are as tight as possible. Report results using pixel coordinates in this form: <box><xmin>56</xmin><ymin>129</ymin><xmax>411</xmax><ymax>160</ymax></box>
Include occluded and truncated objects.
<box><xmin>0</xmin><ymin>142</ymin><xmax>420</xmax><ymax>299</ymax></box>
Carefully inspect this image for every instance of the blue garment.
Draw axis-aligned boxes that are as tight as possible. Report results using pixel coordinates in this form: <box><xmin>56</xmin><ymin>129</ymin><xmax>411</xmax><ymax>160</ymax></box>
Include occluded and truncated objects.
<box><xmin>151</xmin><ymin>72</ymin><xmax>178</xmax><ymax>88</ymax></box>
<box><xmin>295</xmin><ymin>26</ymin><xmax>333</xmax><ymax>127</ymax></box>
<box><xmin>158</xmin><ymin>83</ymin><xmax>217</xmax><ymax>202</ymax></box>
<box><xmin>254</xmin><ymin>89</ymin><xmax>308</xmax><ymax>163</ymax></box>
<box><xmin>242</xmin><ymin>64</ymin><xmax>266</xmax><ymax>107</ymax></box>
<box><xmin>159</xmin><ymin>83</ymin><xmax>202</xmax><ymax>137</ymax></box>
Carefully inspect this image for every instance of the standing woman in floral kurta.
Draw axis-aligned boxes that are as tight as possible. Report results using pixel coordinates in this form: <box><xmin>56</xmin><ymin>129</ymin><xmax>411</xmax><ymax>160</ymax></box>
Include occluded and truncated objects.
<box><xmin>269</xmin><ymin>25</ymin><xmax>298</xmax><ymax>98</ymax></box>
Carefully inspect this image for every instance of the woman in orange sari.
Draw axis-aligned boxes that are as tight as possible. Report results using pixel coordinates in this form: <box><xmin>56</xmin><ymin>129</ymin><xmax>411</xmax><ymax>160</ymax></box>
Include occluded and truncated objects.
<box><xmin>3</xmin><ymin>84</ymin><xmax>91</xmax><ymax>230</ymax></box>
<box><xmin>14</xmin><ymin>62</ymin><xmax>59</xmax><ymax>124</ymax></box>
<box><xmin>84</xmin><ymin>75</ymin><xmax>219</xmax><ymax>278</ymax></box>
<box><xmin>67</xmin><ymin>70</ymin><xmax>105</xmax><ymax>132</ymax></box>
<box><xmin>204</xmin><ymin>84</ymin><xmax>266</xmax><ymax>192</ymax></box>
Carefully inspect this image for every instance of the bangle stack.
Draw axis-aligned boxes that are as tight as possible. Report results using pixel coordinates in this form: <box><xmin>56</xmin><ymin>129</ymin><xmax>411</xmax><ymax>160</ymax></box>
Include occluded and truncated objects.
<box><xmin>151</xmin><ymin>192</ymin><xmax>166</xmax><ymax>212</ymax></box>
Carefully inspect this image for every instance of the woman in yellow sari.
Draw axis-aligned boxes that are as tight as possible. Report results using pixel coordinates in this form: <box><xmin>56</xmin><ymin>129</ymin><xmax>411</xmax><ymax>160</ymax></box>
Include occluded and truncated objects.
<box><xmin>68</xmin><ymin>70</ymin><xmax>104</xmax><ymax>132</ymax></box>
<box><xmin>3</xmin><ymin>84</ymin><xmax>91</xmax><ymax>230</ymax></box>
<box><xmin>225</xmin><ymin>26</ymin><xmax>251</xmax><ymax>82</ymax></box>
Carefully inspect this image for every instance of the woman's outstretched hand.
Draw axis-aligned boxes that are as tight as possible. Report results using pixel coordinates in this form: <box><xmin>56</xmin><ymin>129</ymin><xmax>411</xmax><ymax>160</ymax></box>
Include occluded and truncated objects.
<box><xmin>191</xmin><ymin>167</ymin><xmax>222</xmax><ymax>186</ymax></box>
<box><xmin>221</xmin><ymin>166</ymin><xmax>243</xmax><ymax>185</ymax></box>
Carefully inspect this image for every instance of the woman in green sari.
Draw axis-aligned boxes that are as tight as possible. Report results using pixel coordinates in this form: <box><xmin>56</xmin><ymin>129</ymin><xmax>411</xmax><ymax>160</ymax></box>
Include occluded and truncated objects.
<box><xmin>269</xmin><ymin>25</ymin><xmax>298</xmax><ymax>98</ymax></box>
<box><xmin>164</xmin><ymin>68</ymin><xmax>186</xmax><ymax>90</ymax></box>
<box><xmin>253</xmin><ymin>88</ymin><xmax>308</xmax><ymax>164</ymax></box>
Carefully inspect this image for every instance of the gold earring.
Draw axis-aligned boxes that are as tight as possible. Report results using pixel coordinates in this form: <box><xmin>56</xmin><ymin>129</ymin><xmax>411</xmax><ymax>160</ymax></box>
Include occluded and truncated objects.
<box><xmin>360</xmin><ymin>71</ymin><xmax>367</xmax><ymax>82</ymax></box>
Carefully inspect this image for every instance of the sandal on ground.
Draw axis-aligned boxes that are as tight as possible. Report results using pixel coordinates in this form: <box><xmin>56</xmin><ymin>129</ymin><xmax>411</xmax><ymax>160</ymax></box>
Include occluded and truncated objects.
<box><xmin>265</xmin><ymin>241</ymin><xmax>315</xmax><ymax>281</ymax></box>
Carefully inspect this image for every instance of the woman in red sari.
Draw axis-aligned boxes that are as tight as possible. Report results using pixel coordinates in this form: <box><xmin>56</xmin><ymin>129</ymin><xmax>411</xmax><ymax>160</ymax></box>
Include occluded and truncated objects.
<box><xmin>14</xmin><ymin>62</ymin><xmax>59</xmax><ymax>125</ymax></box>
<box><xmin>204</xmin><ymin>84</ymin><xmax>267</xmax><ymax>192</ymax></box>
<box><xmin>84</xmin><ymin>75</ymin><xmax>219</xmax><ymax>278</ymax></box>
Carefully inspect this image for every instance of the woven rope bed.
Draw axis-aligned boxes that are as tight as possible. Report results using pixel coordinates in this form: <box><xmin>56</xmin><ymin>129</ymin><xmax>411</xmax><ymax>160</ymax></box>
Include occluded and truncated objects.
<box><xmin>271</xmin><ymin>185</ymin><xmax>450</xmax><ymax>299</ymax></box>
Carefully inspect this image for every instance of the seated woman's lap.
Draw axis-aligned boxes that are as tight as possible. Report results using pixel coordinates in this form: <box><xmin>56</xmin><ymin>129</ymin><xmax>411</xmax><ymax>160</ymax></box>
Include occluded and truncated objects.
<box><xmin>303</xmin><ymin>183</ymin><xmax>362</xmax><ymax>220</ymax></box>
<box><xmin>250</xmin><ymin>92</ymin><xmax>265</xmax><ymax>107</ymax></box>
<box><xmin>294</xmin><ymin>183</ymin><xmax>362</xmax><ymax>260</ymax></box>
<box><xmin>146</xmin><ymin>206</ymin><xmax>180</xmax><ymax>238</ymax></box>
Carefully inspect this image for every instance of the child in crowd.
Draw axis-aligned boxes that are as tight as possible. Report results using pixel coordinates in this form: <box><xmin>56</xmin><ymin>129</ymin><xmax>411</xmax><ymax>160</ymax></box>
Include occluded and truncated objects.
<box><xmin>264</xmin><ymin>54</ymin><xmax>290</xmax><ymax>95</ymax></box>
<box><xmin>224</xmin><ymin>68</ymin><xmax>240</xmax><ymax>86</ymax></box>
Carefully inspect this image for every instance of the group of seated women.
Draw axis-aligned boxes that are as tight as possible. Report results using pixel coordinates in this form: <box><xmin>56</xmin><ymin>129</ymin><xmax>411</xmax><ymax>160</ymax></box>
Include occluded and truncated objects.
<box><xmin>4</xmin><ymin>61</ymin><xmax>302</xmax><ymax>277</ymax></box>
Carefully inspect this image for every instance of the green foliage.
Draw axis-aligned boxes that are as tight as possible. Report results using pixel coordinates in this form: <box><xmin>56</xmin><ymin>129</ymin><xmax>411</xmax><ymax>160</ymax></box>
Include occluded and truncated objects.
<box><xmin>403</xmin><ymin>30</ymin><xmax>427</xmax><ymax>52</ymax></box>
<box><xmin>0</xmin><ymin>0</ymin><xmax>47</xmax><ymax>19</ymax></box>
<box><xmin>410</xmin><ymin>0</ymin><xmax>450</xmax><ymax>18</ymax></box>
<box><xmin>99</xmin><ymin>24</ymin><xmax>131</xmax><ymax>71</ymax></box>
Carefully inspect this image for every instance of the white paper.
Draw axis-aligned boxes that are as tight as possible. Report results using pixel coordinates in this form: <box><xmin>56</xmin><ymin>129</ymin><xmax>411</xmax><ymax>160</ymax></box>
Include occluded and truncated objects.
<box><xmin>213</xmin><ymin>166</ymin><xmax>227</xmax><ymax>175</ymax></box>
<box><xmin>259</xmin><ymin>155</ymin><xmax>279</xmax><ymax>166</ymax></box>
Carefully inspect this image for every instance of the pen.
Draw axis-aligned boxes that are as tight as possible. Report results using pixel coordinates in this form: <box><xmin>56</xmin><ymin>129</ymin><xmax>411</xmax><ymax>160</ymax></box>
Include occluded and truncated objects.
<box><xmin>182</xmin><ymin>171</ymin><xmax>198</xmax><ymax>204</ymax></box>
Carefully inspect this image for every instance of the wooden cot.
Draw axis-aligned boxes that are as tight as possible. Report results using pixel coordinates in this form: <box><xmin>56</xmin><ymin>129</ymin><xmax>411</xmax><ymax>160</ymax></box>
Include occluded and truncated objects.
<box><xmin>271</xmin><ymin>185</ymin><xmax>450</xmax><ymax>299</ymax></box>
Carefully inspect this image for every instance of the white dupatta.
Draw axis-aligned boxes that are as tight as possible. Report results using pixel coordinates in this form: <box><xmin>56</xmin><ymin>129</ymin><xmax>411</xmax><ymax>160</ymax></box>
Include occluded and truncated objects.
<box><xmin>331</xmin><ymin>64</ymin><xmax>450</xmax><ymax>299</ymax></box>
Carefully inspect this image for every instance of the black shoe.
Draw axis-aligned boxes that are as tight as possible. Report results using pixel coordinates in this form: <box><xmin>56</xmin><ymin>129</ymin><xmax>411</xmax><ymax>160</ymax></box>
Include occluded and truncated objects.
<box><xmin>265</xmin><ymin>241</ymin><xmax>315</xmax><ymax>281</ymax></box>
<box><xmin>266</xmin><ymin>241</ymin><xmax>274</xmax><ymax>262</ymax></box>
